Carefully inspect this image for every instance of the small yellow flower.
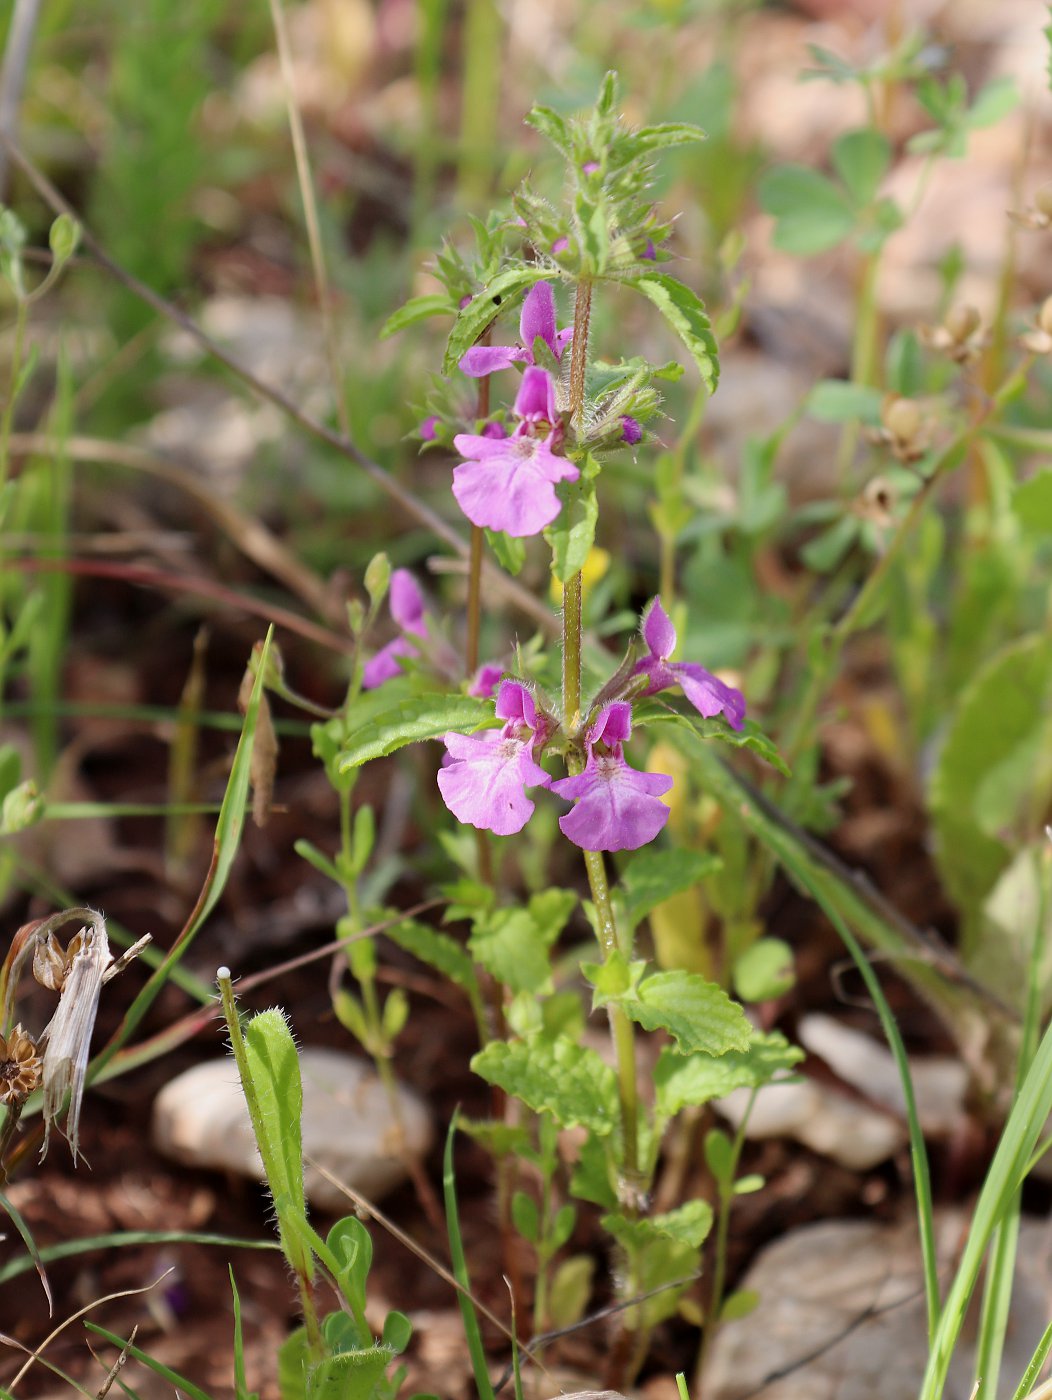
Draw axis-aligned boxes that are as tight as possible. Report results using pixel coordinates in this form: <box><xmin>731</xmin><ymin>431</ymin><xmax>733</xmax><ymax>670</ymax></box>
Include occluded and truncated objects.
<box><xmin>550</xmin><ymin>546</ymin><xmax>611</xmax><ymax>603</ymax></box>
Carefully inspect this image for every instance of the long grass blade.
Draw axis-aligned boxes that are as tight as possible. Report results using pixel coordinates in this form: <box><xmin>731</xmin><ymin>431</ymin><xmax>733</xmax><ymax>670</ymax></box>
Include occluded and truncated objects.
<box><xmin>0</xmin><ymin>1230</ymin><xmax>277</xmax><ymax>1285</ymax></box>
<box><xmin>444</xmin><ymin>1116</ymin><xmax>497</xmax><ymax>1400</ymax></box>
<box><xmin>1011</xmin><ymin>1321</ymin><xmax>1052</xmax><ymax>1400</ymax></box>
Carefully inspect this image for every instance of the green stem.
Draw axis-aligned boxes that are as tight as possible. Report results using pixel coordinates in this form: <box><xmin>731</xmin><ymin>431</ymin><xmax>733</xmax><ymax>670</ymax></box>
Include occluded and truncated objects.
<box><xmin>0</xmin><ymin>298</ymin><xmax>28</xmax><ymax>500</ymax></box>
<box><xmin>834</xmin><ymin>250</ymin><xmax>881</xmax><ymax>483</ymax></box>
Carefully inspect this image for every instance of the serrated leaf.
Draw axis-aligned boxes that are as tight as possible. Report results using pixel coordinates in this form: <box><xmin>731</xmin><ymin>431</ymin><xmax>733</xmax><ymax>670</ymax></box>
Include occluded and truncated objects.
<box><xmin>602</xmin><ymin>1198</ymin><xmax>713</xmax><ymax>1250</ymax></box>
<box><xmin>385</xmin><ymin>918</ymin><xmax>478</xmax><ymax>993</ymax></box>
<box><xmin>338</xmin><ymin>693</ymin><xmax>498</xmax><ymax>770</ymax></box>
<box><xmin>471</xmin><ymin>1036</ymin><xmax>618</xmax><ymax>1134</ymax></box>
<box><xmin>614</xmin><ymin>970</ymin><xmax>751</xmax><ymax>1056</ymax></box>
<box><xmin>654</xmin><ymin>1031</ymin><xmax>804</xmax><ymax>1117</ymax></box>
<box><xmin>545</xmin><ymin>472</ymin><xmax>598</xmax><ymax>583</ymax></box>
<box><xmin>442</xmin><ymin>267</ymin><xmax>554</xmax><ymax>375</ymax></box>
<box><xmin>525</xmin><ymin>104</ymin><xmax>572</xmax><ymax>155</ymax></box>
<box><xmin>620</xmin><ymin>846</ymin><xmax>721</xmax><ymax>929</ymax></box>
<box><xmin>758</xmin><ymin>165</ymin><xmax>856</xmax><ymax>253</ymax></box>
<box><xmin>630</xmin><ymin>273</ymin><xmax>719</xmax><ymax>391</ymax></box>
<box><xmin>633</xmin><ymin>702</ymin><xmax>791</xmax><ymax>777</ymax></box>
<box><xmin>470</xmin><ymin>908</ymin><xmax>553</xmax><ymax>995</ymax></box>
<box><xmin>832</xmin><ymin>129</ymin><xmax>891</xmax><ymax>206</ymax></box>
<box><xmin>929</xmin><ymin>634</ymin><xmax>1052</xmax><ymax>930</ymax></box>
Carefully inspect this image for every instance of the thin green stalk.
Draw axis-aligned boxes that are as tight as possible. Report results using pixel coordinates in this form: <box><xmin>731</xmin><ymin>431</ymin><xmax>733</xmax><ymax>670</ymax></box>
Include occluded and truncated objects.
<box><xmin>0</xmin><ymin>297</ymin><xmax>27</xmax><ymax>500</ymax></box>
<box><xmin>835</xmin><ymin>250</ymin><xmax>881</xmax><ymax>483</ymax></box>
<box><xmin>456</xmin><ymin>0</ymin><xmax>502</xmax><ymax>206</ymax></box>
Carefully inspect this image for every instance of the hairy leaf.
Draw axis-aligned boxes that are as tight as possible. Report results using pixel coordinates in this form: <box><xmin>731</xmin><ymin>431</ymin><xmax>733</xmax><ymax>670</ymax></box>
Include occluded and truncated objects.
<box><xmin>471</xmin><ymin>1037</ymin><xmax>618</xmax><ymax>1134</ymax></box>
<box><xmin>654</xmin><ymin>1031</ymin><xmax>804</xmax><ymax>1117</ymax></box>
<box><xmin>629</xmin><ymin>272</ymin><xmax>719</xmax><ymax>391</ymax></box>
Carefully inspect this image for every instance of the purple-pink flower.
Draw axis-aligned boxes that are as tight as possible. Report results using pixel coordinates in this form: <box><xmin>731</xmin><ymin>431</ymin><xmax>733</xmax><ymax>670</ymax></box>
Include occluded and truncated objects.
<box><xmin>362</xmin><ymin>569</ymin><xmax>428</xmax><ymax>689</ymax></box>
<box><xmin>468</xmin><ymin>662</ymin><xmax>504</xmax><ymax>699</ymax></box>
<box><xmin>634</xmin><ymin>598</ymin><xmax>746</xmax><ymax>730</ymax></box>
<box><xmin>458</xmin><ymin>282</ymin><xmax>572</xmax><ymax>378</ymax></box>
<box><xmin>437</xmin><ymin>681</ymin><xmax>551</xmax><ymax>836</ymax></box>
<box><xmin>552</xmin><ymin>702</ymin><xmax>672</xmax><ymax>852</ymax></box>
<box><xmin>452</xmin><ymin>367</ymin><xmax>578</xmax><ymax>537</ymax></box>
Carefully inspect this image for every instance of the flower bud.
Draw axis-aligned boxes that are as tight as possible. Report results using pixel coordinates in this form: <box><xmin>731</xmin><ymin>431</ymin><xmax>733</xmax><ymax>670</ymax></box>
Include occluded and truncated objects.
<box><xmin>882</xmin><ymin>397</ymin><xmax>922</xmax><ymax>443</ymax></box>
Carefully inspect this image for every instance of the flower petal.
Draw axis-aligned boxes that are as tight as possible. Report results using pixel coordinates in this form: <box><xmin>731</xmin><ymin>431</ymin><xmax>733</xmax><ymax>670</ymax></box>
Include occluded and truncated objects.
<box><xmin>514</xmin><ymin>366</ymin><xmax>558</xmax><ymax>423</ymax></box>
<box><xmin>495</xmin><ymin>679</ymin><xmax>538</xmax><ymax>730</ymax></box>
<box><xmin>675</xmin><ymin>663</ymin><xmax>747</xmax><ymax>730</ymax></box>
<box><xmin>459</xmin><ymin>345</ymin><xmax>524</xmax><ymax>377</ymax></box>
<box><xmin>362</xmin><ymin>636</ymin><xmax>417</xmax><ymax>689</ymax></box>
<box><xmin>453</xmin><ymin>432</ymin><xmax>516</xmax><ymax>460</ymax></box>
<box><xmin>519</xmin><ymin>282</ymin><xmax>557</xmax><ymax>355</ymax></box>
<box><xmin>553</xmin><ymin>756</ymin><xmax>672</xmax><ymax>852</ymax></box>
<box><xmin>469</xmin><ymin>662</ymin><xmax>505</xmax><ymax>699</ymax></box>
<box><xmin>389</xmin><ymin>569</ymin><xmax>426</xmax><ymax>633</ymax></box>
<box><xmin>452</xmin><ymin>439</ymin><xmax>578</xmax><ymax>538</ymax></box>
<box><xmin>641</xmin><ymin>597</ymin><xmax>677</xmax><ymax>661</ymax></box>
<box><xmin>437</xmin><ymin>733</ymin><xmax>549</xmax><ymax>836</ymax></box>
<box><xmin>588</xmin><ymin>701</ymin><xmax>632</xmax><ymax>747</ymax></box>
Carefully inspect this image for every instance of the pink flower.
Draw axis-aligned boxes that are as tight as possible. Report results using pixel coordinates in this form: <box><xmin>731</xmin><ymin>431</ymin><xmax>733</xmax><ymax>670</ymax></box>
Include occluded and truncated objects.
<box><xmin>437</xmin><ymin>681</ymin><xmax>551</xmax><ymax>836</ymax></box>
<box><xmin>458</xmin><ymin>282</ymin><xmax>573</xmax><ymax>378</ymax></box>
<box><xmin>452</xmin><ymin>367</ymin><xmax>578</xmax><ymax>537</ymax></box>
<box><xmin>621</xmin><ymin>415</ymin><xmax>642</xmax><ymax>445</ymax></box>
<box><xmin>469</xmin><ymin>662</ymin><xmax>504</xmax><ymax>699</ymax></box>
<box><xmin>419</xmin><ymin>415</ymin><xmax>439</xmax><ymax>441</ymax></box>
<box><xmin>552</xmin><ymin>703</ymin><xmax>672</xmax><ymax>852</ymax></box>
<box><xmin>634</xmin><ymin>598</ymin><xmax>746</xmax><ymax>730</ymax></box>
<box><xmin>362</xmin><ymin>569</ymin><xmax>428</xmax><ymax>689</ymax></box>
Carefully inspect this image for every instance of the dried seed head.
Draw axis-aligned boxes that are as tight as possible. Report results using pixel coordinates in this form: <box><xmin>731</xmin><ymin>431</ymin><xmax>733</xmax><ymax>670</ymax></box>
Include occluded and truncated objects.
<box><xmin>883</xmin><ymin>396</ymin><xmax>922</xmax><ymax>443</ymax></box>
<box><xmin>945</xmin><ymin>304</ymin><xmax>982</xmax><ymax>343</ymax></box>
<box><xmin>862</xmin><ymin>475</ymin><xmax>897</xmax><ymax>526</ymax></box>
<box><xmin>0</xmin><ymin>1024</ymin><xmax>43</xmax><ymax>1104</ymax></box>
<box><xmin>32</xmin><ymin>932</ymin><xmax>69</xmax><ymax>991</ymax></box>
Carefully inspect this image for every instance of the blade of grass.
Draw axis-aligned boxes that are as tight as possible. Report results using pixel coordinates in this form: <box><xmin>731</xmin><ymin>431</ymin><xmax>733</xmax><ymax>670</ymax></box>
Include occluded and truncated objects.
<box><xmin>0</xmin><ymin>1230</ymin><xmax>277</xmax><ymax>1285</ymax></box>
<box><xmin>443</xmin><ymin>1117</ymin><xmax>496</xmax><ymax>1400</ymax></box>
<box><xmin>1011</xmin><ymin>1322</ymin><xmax>1052</xmax><ymax>1400</ymax></box>
<box><xmin>87</xmin><ymin>627</ymin><xmax>274</xmax><ymax>1074</ymax></box>
<box><xmin>84</xmin><ymin>1324</ymin><xmax>215</xmax><ymax>1400</ymax></box>
<box><xmin>973</xmin><ymin>845</ymin><xmax>1048</xmax><ymax>1392</ymax></box>
<box><xmin>0</xmin><ymin>1186</ymin><xmax>51</xmax><ymax>1311</ymax></box>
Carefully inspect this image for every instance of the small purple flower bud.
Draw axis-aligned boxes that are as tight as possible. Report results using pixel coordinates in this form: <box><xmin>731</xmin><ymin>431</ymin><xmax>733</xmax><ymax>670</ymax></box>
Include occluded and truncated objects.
<box><xmin>621</xmin><ymin>416</ymin><xmax>642</xmax><ymax>445</ymax></box>
<box><xmin>469</xmin><ymin>662</ymin><xmax>504</xmax><ymax>699</ymax></box>
<box><xmin>642</xmin><ymin>240</ymin><xmax>657</xmax><ymax>261</ymax></box>
<box><xmin>459</xmin><ymin>293</ymin><xmax>473</xmax><ymax>310</ymax></box>
<box><xmin>582</xmin><ymin>160</ymin><xmax>600</xmax><ymax>175</ymax></box>
<box><xmin>551</xmin><ymin>236</ymin><xmax>570</xmax><ymax>255</ymax></box>
<box><xmin>419</xmin><ymin>415</ymin><xmax>439</xmax><ymax>441</ymax></box>
<box><xmin>481</xmin><ymin>421</ymin><xmax>507</xmax><ymax>439</ymax></box>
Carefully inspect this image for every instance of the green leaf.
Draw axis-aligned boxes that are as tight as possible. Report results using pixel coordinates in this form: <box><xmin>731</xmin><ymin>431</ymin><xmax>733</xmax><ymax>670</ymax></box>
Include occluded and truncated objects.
<box><xmin>733</xmin><ymin>938</ymin><xmax>795</xmax><ymax>1002</ymax></box>
<box><xmin>614</xmin><ymin>970</ymin><xmax>751</xmax><ymax>1056</ymax></box>
<box><xmin>633</xmin><ymin>701</ymin><xmax>791</xmax><ymax>777</ymax></box>
<box><xmin>385</xmin><ymin>918</ymin><xmax>478</xmax><ymax>994</ymax></box>
<box><xmin>832</xmin><ymin>129</ymin><xmax>891</xmax><ymax>206</ymax></box>
<box><xmin>338</xmin><ymin>693</ymin><xmax>498</xmax><ymax>770</ymax></box>
<box><xmin>243</xmin><ymin>1009</ymin><xmax>307</xmax><ymax>1252</ymax></box>
<box><xmin>48</xmin><ymin>214</ymin><xmax>80</xmax><ymax>267</ymax></box>
<box><xmin>800</xmin><ymin>514</ymin><xmax>861</xmax><ymax>573</ymax></box>
<box><xmin>1013</xmin><ymin>470</ymin><xmax>1052</xmax><ymax>532</ymax></box>
<box><xmin>627</xmin><ymin>122</ymin><xmax>707</xmax><ymax>153</ymax></box>
<box><xmin>758</xmin><ymin>165</ymin><xmax>856</xmax><ymax>253</ymax></box>
<box><xmin>545</xmin><ymin>470</ymin><xmax>599</xmax><ymax>584</ymax></box>
<box><xmin>806</xmin><ymin>379</ymin><xmax>884</xmax><ymax>424</ymax></box>
<box><xmin>471</xmin><ymin>1036</ymin><xmax>619</xmax><ymax>1134</ymax></box>
<box><xmin>512</xmin><ymin>1190</ymin><xmax>540</xmax><ymax>1242</ymax></box>
<box><xmin>307</xmin><ymin>1348</ymin><xmax>393</xmax><ymax>1399</ymax></box>
<box><xmin>525</xmin><ymin>104</ymin><xmax>572</xmax><ymax>155</ymax></box>
<box><xmin>382</xmin><ymin>1310</ymin><xmax>413</xmax><ymax>1354</ymax></box>
<box><xmin>485</xmin><ymin>528</ymin><xmax>526</xmax><ymax>576</ymax></box>
<box><xmin>929</xmin><ymin>634</ymin><xmax>1052</xmax><ymax>930</ymax></box>
<box><xmin>442</xmin><ymin>266</ymin><xmax>555</xmax><ymax>375</ymax></box>
<box><xmin>654</xmin><ymin>1031</ymin><xmax>804</xmax><ymax>1117</ymax></box>
<box><xmin>470</xmin><ymin>908</ymin><xmax>554</xmax><ymax>995</ymax></box>
<box><xmin>619</xmin><ymin>846</ymin><xmax>721</xmax><ymax>930</ymax></box>
<box><xmin>603</xmin><ymin>1198</ymin><xmax>713</xmax><ymax>1250</ymax></box>
<box><xmin>548</xmin><ymin>1255</ymin><xmax>595</xmax><ymax>1329</ymax></box>
<box><xmin>704</xmin><ymin>1127</ymin><xmax>734</xmax><ymax>1183</ymax></box>
<box><xmin>279</xmin><ymin>1326</ymin><xmax>311</xmax><ymax>1400</ymax></box>
<box><xmin>380</xmin><ymin>293</ymin><xmax>454</xmax><ymax>340</ymax></box>
<box><xmin>630</xmin><ymin>272</ymin><xmax>720</xmax><ymax>391</ymax></box>
<box><xmin>966</xmin><ymin>77</ymin><xmax>1019</xmax><ymax>129</ymax></box>
<box><xmin>720</xmin><ymin>1288</ymin><xmax>760</xmax><ymax>1321</ymax></box>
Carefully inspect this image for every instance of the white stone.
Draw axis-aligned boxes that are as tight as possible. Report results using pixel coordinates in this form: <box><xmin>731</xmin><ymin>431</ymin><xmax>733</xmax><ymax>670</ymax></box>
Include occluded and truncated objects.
<box><xmin>718</xmin><ymin>1077</ymin><xmax>907</xmax><ymax>1172</ymax></box>
<box><xmin>703</xmin><ymin>1215</ymin><xmax>1052</xmax><ymax>1400</ymax></box>
<box><xmin>152</xmin><ymin>1047</ymin><xmax>432</xmax><ymax>1210</ymax></box>
<box><xmin>799</xmin><ymin>1014</ymin><xmax>969</xmax><ymax>1139</ymax></box>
